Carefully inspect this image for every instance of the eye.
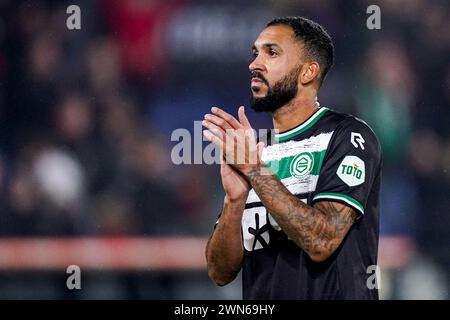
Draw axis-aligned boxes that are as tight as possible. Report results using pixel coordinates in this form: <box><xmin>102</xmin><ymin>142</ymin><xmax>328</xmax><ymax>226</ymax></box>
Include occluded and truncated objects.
<box><xmin>268</xmin><ymin>49</ymin><xmax>277</xmax><ymax>57</ymax></box>
<box><xmin>252</xmin><ymin>51</ymin><xmax>259</xmax><ymax>58</ymax></box>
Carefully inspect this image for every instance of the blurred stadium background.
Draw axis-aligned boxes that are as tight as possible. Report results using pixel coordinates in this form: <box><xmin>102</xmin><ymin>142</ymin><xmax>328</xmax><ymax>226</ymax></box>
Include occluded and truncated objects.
<box><xmin>0</xmin><ymin>0</ymin><xmax>448</xmax><ymax>299</ymax></box>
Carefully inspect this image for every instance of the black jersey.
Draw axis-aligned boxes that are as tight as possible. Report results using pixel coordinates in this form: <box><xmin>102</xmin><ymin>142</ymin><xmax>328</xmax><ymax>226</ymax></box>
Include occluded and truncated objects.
<box><xmin>239</xmin><ymin>107</ymin><xmax>382</xmax><ymax>299</ymax></box>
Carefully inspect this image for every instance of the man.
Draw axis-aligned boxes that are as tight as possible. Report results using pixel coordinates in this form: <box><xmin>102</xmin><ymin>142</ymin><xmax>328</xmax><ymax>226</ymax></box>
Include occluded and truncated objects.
<box><xmin>203</xmin><ymin>16</ymin><xmax>382</xmax><ymax>299</ymax></box>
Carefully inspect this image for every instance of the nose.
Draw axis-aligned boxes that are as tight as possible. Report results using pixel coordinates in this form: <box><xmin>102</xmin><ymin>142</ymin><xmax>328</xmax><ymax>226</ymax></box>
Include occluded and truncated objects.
<box><xmin>249</xmin><ymin>56</ymin><xmax>265</xmax><ymax>74</ymax></box>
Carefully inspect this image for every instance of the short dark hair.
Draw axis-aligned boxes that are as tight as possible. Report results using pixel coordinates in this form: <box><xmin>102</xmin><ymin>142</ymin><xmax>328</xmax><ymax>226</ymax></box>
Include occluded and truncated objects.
<box><xmin>267</xmin><ymin>16</ymin><xmax>334</xmax><ymax>87</ymax></box>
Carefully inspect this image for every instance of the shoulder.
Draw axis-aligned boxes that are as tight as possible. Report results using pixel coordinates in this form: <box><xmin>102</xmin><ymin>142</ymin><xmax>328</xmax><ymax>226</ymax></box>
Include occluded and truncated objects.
<box><xmin>326</xmin><ymin>109</ymin><xmax>379</xmax><ymax>141</ymax></box>
<box><xmin>325</xmin><ymin>109</ymin><xmax>382</xmax><ymax>159</ymax></box>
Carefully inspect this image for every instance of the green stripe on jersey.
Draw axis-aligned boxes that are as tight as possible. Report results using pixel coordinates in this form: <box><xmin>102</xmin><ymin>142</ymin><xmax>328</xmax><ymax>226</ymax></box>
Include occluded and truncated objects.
<box><xmin>313</xmin><ymin>192</ymin><xmax>364</xmax><ymax>214</ymax></box>
<box><xmin>265</xmin><ymin>149</ymin><xmax>327</xmax><ymax>179</ymax></box>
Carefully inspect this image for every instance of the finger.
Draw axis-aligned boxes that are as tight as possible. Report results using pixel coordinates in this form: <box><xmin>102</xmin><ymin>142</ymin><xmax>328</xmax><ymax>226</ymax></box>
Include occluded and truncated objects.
<box><xmin>238</xmin><ymin>106</ymin><xmax>252</xmax><ymax>129</ymax></box>
<box><xmin>244</xmin><ymin>130</ymin><xmax>255</xmax><ymax>165</ymax></box>
<box><xmin>203</xmin><ymin>130</ymin><xmax>224</xmax><ymax>149</ymax></box>
<box><xmin>257</xmin><ymin>141</ymin><xmax>265</xmax><ymax>160</ymax></box>
<box><xmin>219</xmin><ymin>145</ymin><xmax>228</xmax><ymax>163</ymax></box>
<box><xmin>203</xmin><ymin>125</ymin><xmax>226</xmax><ymax>144</ymax></box>
<box><xmin>211</xmin><ymin>107</ymin><xmax>242</xmax><ymax>129</ymax></box>
<box><xmin>204</xmin><ymin>114</ymin><xmax>233</xmax><ymax>131</ymax></box>
<box><xmin>202</xmin><ymin>119</ymin><xmax>226</xmax><ymax>140</ymax></box>
<box><xmin>243</xmin><ymin>124</ymin><xmax>256</xmax><ymax>146</ymax></box>
<box><xmin>220</xmin><ymin>149</ymin><xmax>225</xmax><ymax>165</ymax></box>
<box><xmin>234</xmin><ymin>129</ymin><xmax>245</xmax><ymax>165</ymax></box>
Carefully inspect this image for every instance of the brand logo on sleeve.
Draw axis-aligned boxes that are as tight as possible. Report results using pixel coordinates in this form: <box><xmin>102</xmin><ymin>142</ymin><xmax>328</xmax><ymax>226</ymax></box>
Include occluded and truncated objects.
<box><xmin>290</xmin><ymin>152</ymin><xmax>314</xmax><ymax>178</ymax></box>
<box><xmin>351</xmin><ymin>132</ymin><xmax>365</xmax><ymax>150</ymax></box>
<box><xmin>337</xmin><ymin>156</ymin><xmax>365</xmax><ymax>186</ymax></box>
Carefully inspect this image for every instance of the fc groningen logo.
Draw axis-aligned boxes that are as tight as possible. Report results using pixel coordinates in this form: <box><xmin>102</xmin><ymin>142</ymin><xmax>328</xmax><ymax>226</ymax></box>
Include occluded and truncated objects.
<box><xmin>290</xmin><ymin>152</ymin><xmax>314</xmax><ymax>178</ymax></box>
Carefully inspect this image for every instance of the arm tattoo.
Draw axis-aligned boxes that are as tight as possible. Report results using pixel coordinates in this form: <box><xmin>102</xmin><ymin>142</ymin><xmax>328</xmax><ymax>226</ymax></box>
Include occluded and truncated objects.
<box><xmin>246</xmin><ymin>165</ymin><xmax>358</xmax><ymax>260</ymax></box>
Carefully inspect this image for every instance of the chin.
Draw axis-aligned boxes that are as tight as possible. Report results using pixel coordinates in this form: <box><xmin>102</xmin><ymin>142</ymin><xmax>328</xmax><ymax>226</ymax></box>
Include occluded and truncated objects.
<box><xmin>251</xmin><ymin>91</ymin><xmax>267</xmax><ymax>99</ymax></box>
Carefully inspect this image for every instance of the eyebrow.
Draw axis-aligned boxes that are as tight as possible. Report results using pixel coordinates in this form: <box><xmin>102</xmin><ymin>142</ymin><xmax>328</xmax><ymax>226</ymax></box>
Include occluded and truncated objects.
<box><xmin>252</xmin><ymin>43</ymin><xmax>282</xmax><ymax>51</ymax></box>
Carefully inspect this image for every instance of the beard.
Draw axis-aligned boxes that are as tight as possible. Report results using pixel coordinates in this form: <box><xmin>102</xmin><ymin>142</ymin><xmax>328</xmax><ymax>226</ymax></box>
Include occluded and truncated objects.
<box><xmin>250</xmin><ymin>65</ymin><xmax>301</xmax><ymax>113</ymax></box>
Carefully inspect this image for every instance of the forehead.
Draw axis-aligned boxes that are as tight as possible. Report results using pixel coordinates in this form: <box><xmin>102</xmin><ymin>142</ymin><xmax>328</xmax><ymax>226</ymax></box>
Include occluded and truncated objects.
<box><xmin>253</xmin><ymin>24</ymin><xmax>299</xmax><ymax>49</ymax></box>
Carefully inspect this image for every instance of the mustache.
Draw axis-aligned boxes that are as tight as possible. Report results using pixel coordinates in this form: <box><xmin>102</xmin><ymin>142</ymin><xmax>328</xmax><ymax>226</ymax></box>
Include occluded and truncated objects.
<box><xmin>250</xmin><ymin>71</ymin><xmax>269</xmax><ymax>86</ymax></box>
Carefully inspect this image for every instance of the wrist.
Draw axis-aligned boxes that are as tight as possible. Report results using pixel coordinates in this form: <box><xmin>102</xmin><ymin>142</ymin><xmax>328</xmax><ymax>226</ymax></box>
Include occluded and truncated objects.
<box><xmin>224</xmin><ymin>193</ymin><xmax>248</xmax><ymax>205</ymax></box>
<box><xmin>242</xmin><ymin>163</ymin><xmax>268</xmax><ymax>180</ymax></box>
<box><xmin>241</xmin><ymin>163</ymin><xmax>261</xmax><ymax>178</ymax></box>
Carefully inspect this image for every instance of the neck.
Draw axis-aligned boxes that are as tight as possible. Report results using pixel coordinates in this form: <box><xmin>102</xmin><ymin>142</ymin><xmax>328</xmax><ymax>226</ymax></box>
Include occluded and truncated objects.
<box><xmin>272</xmin><ymin>94</ymin><xmax>319</xmax><ymax>132</ymax></box>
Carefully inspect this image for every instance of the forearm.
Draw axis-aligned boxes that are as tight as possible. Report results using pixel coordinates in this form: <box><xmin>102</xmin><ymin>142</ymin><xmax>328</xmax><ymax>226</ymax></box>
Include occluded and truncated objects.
<box><xmin>245</xmin><ymin>165</ymin><xmax>344</xmax><ymax>261</ymax></box>
<box><xmin>206</xmin><ymin>196</ymin><xmax>245</xmax><ymax>286</ymax></box>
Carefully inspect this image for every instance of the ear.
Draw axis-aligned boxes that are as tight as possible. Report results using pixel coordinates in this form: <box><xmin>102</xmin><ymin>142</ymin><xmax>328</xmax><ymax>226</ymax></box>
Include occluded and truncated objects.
<box><xmin>300</xmin><ymin>61</ymin><xmax>320</xmax><ymax>86</ymax></box>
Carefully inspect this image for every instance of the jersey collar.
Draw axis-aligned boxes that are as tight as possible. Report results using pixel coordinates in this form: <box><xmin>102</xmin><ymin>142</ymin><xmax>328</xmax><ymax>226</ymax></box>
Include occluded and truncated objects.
<box><xmin>274</xmin><ymin>107</ymin><xmax>329</xmax><ymax>142</ymax></box>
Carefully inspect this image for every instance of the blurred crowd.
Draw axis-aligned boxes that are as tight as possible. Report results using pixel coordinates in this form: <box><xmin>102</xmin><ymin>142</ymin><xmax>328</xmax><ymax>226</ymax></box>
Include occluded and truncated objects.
<box><xmin>0</xmin><ymin>0</ymin><xmax>448</xmax><ymax>299</ymax></box>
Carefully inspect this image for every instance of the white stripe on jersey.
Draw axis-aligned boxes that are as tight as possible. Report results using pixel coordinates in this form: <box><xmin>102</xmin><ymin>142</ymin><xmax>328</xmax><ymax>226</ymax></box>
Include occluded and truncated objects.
<box><xmin>246</xmin><ymin>175</ymin><xmax>319</xmax><ymax>204</ymax></box>
<box><xmin>262</xmin><ymin>131</ymin><xmax>334</xmax><ymax>162</ymax></box>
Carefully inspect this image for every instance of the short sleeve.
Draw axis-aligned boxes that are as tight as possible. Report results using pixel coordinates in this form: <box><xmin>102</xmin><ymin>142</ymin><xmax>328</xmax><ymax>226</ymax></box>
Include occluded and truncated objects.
<box><xmin>312</xmin><ymin>118</ymin><xmax>382</xmax><ymax>216</ymax></box>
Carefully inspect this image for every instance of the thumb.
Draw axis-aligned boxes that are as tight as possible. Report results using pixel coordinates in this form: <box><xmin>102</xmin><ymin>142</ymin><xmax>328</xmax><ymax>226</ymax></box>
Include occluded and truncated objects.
<box><xmin>257</xmin><ymin>141</ymin><xmax>265</xmax><ymax>161</ymax></box>
<box><xmin>238</xmin><ymin>106</ymin><xmax>252</xmax><ymax>129</ymax></box>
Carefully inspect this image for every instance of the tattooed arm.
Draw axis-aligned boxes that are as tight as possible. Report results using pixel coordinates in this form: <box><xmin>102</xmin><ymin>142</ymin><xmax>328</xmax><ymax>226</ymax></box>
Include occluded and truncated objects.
<box><xmin>202</xmin><ymin>106</ymin><xmax>357</xmax><ymax>263</ymax></box>
<box><xmin>244</xmin><ymin>165</ymin><xmax>358</xmax><ymax>262</ymax></box>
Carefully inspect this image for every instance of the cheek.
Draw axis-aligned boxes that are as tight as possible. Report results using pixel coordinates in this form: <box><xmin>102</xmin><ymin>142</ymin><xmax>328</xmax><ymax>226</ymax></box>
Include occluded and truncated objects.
<box><xmin>266</xmin><ymin>71</ymin><xmax>283</xmax><ymax>87</ymax></box>
<box><xmin>266</xmin><ymin>61</ymin><xmax>290</xmax><ymax>85</ymax></box>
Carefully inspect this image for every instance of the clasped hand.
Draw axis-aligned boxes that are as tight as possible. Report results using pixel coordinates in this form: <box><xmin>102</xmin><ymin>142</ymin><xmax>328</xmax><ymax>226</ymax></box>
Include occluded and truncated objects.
<box><xmin>202</xmin><ymin>106</ymin><xmax>264</xmax><ymax>176</ymax></box>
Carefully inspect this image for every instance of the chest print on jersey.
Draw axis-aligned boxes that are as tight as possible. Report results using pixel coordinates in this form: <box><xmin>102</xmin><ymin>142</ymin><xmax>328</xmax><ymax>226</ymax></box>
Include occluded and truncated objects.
<box><xmin>242</xmin><ymin>132</ymin><xmax>334</xmax><ymax>251</ymax></box>
<box><xmin>242</xmin><ymin>208</ymin><xmax>281</xmax><ymax>251</ymax></box>
<box><xmin>262</xmin><ymin>134</ymin><xmax>332</xmax><ymax>184</ymax></box>
<box><xmin>289</xmin><ymin>151</ymin><xmax>314</xmax><ymax>180</ymax></box>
